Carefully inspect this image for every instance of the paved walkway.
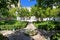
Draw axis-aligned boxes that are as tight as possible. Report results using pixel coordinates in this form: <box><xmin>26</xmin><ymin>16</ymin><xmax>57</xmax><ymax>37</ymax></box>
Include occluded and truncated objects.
<box><xmin>0</xmin><ymin>30</ymin><xmax>14</xmax><ymax>36</ymax></box>
<box><xmin>0</xmin><ymin>23</ymin><xmax>49</xmax><ymax>40</ymax></box>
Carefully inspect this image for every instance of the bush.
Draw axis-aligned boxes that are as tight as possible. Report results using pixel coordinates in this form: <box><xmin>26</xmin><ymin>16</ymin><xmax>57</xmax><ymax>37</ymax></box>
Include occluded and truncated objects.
<box><xmin>34</xmin><ymin>21</ymin><xmax>56</xmax><ymax>31</ymax></box>
<box><xmin>14</xmin><ymin>21</ymin><xmax>27</xmax><ymax>29</ymax></box>
<box><xmin>51</xmin><ymin>32</ymin><xmax>60</xmax><ymax>40</ymax></box>
<box><xmin>0</xmin><ymin>20</ymin><xmax>5</xmax><ymax>25</ymax></box>
<box><xmin>54</xmin><ymin>22</ymin><xmax>60</xmax><ymax>30</ymax></box>
<box><xmin>0</xmin><ymin>20</ymin><xmax>27</xmax><ymax>30</ymax></box>
<box><xmin>0</xmin><ymin>20</ymin><xmax>17</xmax><ymax>25</ymax></box>
<box><xmin>5</xmin><ymin>20</ymin><xmax>17</xmax><ymax>25</ymax></box>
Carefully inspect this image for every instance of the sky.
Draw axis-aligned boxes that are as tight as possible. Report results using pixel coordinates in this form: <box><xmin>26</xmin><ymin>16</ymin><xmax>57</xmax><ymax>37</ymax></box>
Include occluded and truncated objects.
<box><xmin>20</xmin><ymin>0</ymin><xmax>37</xmax><ymax>7</ymax></box>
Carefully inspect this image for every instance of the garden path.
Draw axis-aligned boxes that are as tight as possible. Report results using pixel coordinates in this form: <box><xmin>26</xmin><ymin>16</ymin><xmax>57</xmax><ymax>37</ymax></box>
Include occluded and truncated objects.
<box><xmin>0</xmin><ymin>23</ymin><xmax>49</xmax><ymax>40</ymax></box>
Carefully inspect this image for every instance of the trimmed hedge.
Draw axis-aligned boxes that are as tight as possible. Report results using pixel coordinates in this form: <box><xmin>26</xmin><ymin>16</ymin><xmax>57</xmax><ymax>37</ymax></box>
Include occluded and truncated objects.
<box><xmin>51</xmin><ymin>32</ymin><xmax>60</xmax><ymax>40</ymax></box>
<box><xmin>34</xmin><ymin>21</ymin><xmax>60</xmax><ymax>31</ymax></box>
<box><xmin>0</xmin><ymin>20</ymin><xmax>27</xmax><ymax>30</ymax></box>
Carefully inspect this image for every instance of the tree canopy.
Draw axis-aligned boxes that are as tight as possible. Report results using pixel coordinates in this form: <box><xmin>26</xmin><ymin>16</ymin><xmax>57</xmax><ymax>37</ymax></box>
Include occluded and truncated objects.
<box><xmin>0</xmin><ymin>0</ymin><xmax>18</xmax><ymax>9</ymax></box>
<box><xmin>0</xmin><ymin>0</ymin><xmax>18</xmax><ymax>18</ymax></box>
<box><xmin>18</xmin><ymin>8</ymin><xmax>29</xmax><ymax>17</ymax></box>
<box><xmin>37</xmin><ymin>0</ymin><xmax>60</xmax><ymax>8</ymax></box>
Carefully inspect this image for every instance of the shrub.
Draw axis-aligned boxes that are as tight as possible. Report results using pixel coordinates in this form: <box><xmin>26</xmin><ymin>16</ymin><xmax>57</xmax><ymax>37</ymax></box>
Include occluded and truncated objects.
<box><xmin>0</xmin><ymin>20</ymin><xmax>27</xmax><ymax>30</ymax></box>
<box><xmin>0</xmin><ymin>20</ymin><xmax>17</xmax><ymax>25</ymax></box>
<box><xmin>34</xmin><ymin>21</ymin><xmax>56</xmax><ymax>31</ymax></box>
<box><xmin>5</xmin><ymin>20</ymin><xmax>17</xmax><ymax>25</ymax></box>
<box><xmin>51</xmin><ymin>32</ymin><xmax>60</xmax><ymax>40</ymax></box>
<box><xmin>0</xmin><ymin>20</ymin><xmax>5</xmax><ymax>25</ymax></box>
<box><xmin>54</xmin><ymin>22</ymin><xmax>60</xmax><ymax>30</ymax></box>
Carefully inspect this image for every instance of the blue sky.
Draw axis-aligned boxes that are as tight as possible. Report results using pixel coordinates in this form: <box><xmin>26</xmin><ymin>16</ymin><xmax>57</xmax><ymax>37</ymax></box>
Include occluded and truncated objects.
<box><xmin>20</xmin><ymin>0</ymin><xmax>37</xmax><ymax>7</ymax></box>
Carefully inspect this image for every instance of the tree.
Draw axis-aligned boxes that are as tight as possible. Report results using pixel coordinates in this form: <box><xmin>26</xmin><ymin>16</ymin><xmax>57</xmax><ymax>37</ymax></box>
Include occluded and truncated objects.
<box><xmin>45</xmin><ymin>7</ymin><xmax>51</xmax><ymax>17</ymax></box>
<box><xmin>50</xmin><ymin>8</ymin><xmax>59</xmax><ymax>17</ymax></box>
<box><xmin>0</xmin><ymin>0</ymin><xmax>18</xmax><ymax>9</ymax></box>
<box><xmin>34</xmin><ymin>0</ymin><xmax>60</xmax><ymax>18</ymax></box>
<box><xmin>37</xmin><ymin>0</ymin><xmax>60</xmax><ymax>8</ymax></box>
<box><xmin>0</xmin><ymin>0</ymin><xmax>18</xmax><ymax>19</ymax></box>
<box><xmin>18</xmin><ymin>8</ymin><xmax>29</xmax><ymax>17</ymax></box>
<box><xmin>31</xmin><ymin>7</ymin><xmax>46</xmax><ymax>21</ymax></box>
<box><xmin>31</xmin><ymin>7</ymin><xmax>39</xmax><ymax>17</ymax></box>
<box><xmin>10</xmin><ymin>0</ymin><xmax>18</xmax><ymax>6</ymax></box>
<box><xmin>0</xmin><ymin>8</ymin><xmax>9</xmax><ymax>18</ymax></box>
<box><xmin>0</xmin><ymin>0</ymin><xmax>8</xmax><ymax>9</ymax></box>
<box><xmin>57</xmin><ymin>8</ymin><xmax>60</xmax><ymax>17</ymax></box>
<box><xmin>8</xmin><ymin>8</ymin><xmax>17</xmax><ymax>18</ymax></box>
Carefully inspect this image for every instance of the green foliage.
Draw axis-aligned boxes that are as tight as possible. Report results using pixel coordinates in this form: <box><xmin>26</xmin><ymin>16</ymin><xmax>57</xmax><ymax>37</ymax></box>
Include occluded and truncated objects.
<box><xmin>37</xmin><ymin>0</ymin><xmax>60</xmax><ymax>8</ymax></box>
<box><xmin>0</xmin><ymin>7</ymin><xmax>17</xmax><ymax>18</ymax></box>
<box><xmin>31</xmin><ymin>7</ymin><xmax>46</xmax><ymax>18</ymax></box>
<box><xmin>45</xmin><ymin>7</ymin><xmax>51</xmax><ymax>17</ymax></box>
<box><xmin>5</xmin><ymin>20</ymin><xmax>17</xmax><ymax>25</ymax></box>
<box><xmin>0</xmin><ymin>8</ymin><xmax>9</xmax><ymax>18</ymax></box>
<box><xmin>48</xmin><ymin>8</ymin><xmax>59</xmax><ymax>17</ymax></box>
<box><xmin>45</xmin><ymin>7</ymin><xmax>60</xmax><ymax>17</ymax></box>
<box><xmin>0</xmin><ymin>20</ymin><xmax>5</xmax><ymax>25</ymax></box>
<box><xmin>36</xmin><ymin>0</ymin><xmax>60</xmax><ymax>18</ymax></box>
<box><xmin>18</xmin><ymin>8</ymin><xmax>29</xmax><ymax>17</ymax></box>
<box><xmin>31</xmin><ymin>7</ymin><xmax>60</xmax><ymax>18</ymax></box>
<box><xmin>0</xmin><ymin>20</ymin><xmax>17</xmax><ymax>25</ymax></box>
<box><xmin>34</xmin><ymin>21</ymin><xmax>56</xmax><ymax>31</ymax></box>
<box><xmin>10</xmin><ymin>0</ymin><xmax>18</xmax><ymax>6</ymax></box>
<box><xmin>0</xmin><ymin>0</ymin><xmax>18</xmax><ymax>9</ymax></box>
<box><xmin>14</xmin><ymin>21</ymin><xmax>27</xmax><ymax>29</ymax></box>
<box><xmin>51</xmin><ymin>32</ymin><xmax>60</xmax><ymax>40</ymax></box>
<box><xmin>0</xmin><ymin>0</ymin><xmax>8</xmax><ymax>9</ymax></box>
<box><xmin>9</xmin><ymin>8</ymin><xmax>17</xmax><ymax>18</ymax></box>
<box><xmin>45</xmin><ymin>7</ymin><xmax>57</xmax><ymax>17</ymax></box>
<box><xmin>31</xmin><ymin>7</ymin><xmax>39</xmax><ymax>17</ymax></box>
<box><xmin>54</xmin><ymin>22</ymin><xmax>60</xmax><ymax>30</ymax></box>
<box><xmin>0</xmin><ymin>20</ymin><xmax>27</xmax><ymax>30</ymax></box>
<box><xmin>0</xmin><ymin>0</ymin><xmax>18</xmax><ymax>18</ymax></box>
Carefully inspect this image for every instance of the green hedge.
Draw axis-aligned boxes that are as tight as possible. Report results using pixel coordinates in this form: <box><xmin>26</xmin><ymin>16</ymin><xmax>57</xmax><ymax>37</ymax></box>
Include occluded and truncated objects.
<box><xmin>51</xmin><ymin>32</ymin><xmax>60</xmax><ymax>40</ymax></box>
<box><xmin>54</xmin><ymin>22</ymin><xmax>60</xmax><ymax>30</ymax></box>
<box><xmin>34</xmin><ymin>21</ymin><xmax>60</xmax><ymax>31</ymax></box>
<box><xmin>0</xmin><ymin>24</ymin><xmax>26</xmax><ymax>30</ymax></box>
<box><xmin>0</xmin><ymin>20</ymin><xmax>27</xmax><ymax>30</ymax></box>
<box><xmin>0</xmin><ymin>20</ymin><xmax>17</xmax><ymax>25</ymax></box>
